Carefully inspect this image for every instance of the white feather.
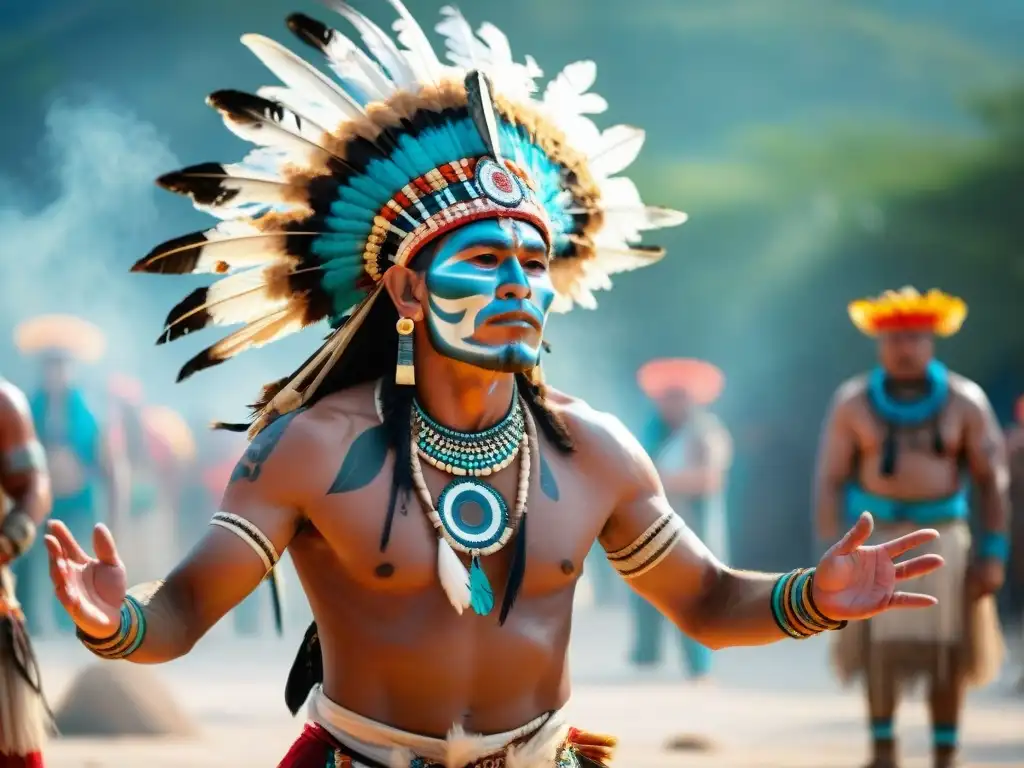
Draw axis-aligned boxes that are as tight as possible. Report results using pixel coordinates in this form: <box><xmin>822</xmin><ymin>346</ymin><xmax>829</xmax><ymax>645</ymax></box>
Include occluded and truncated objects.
<box><xmin>543</xmin><ymin>61</ymin><xmax>608</xmax><ymax>116</ymax></box>
<box><xmin>327</xmin><ymin>1</ymin><xmax>419</xmax><ymax>88</ymax></box>
<box><xmin>587</xmin><ymin>125</ymin><xmax>645</xmax><ymax>178</ymax></box>
<box><xmin>207</xmin><ymin>267</ymin><xmax>291</xmax><ymax>325</ymax></box>
<box><xmin>256</xmin><ymin>85</ymin><xmax>345</xmax><ymax>131</ymax></box>
<box><xmin>436</xmin><ymin>538</ymin><xmax>471</xmax><ymax>614</ymax></box>
<box><xmin>207</xmin><ymin>307</ymin><xmax>304</xmax><ymax>359</ymax></box>
<box><xmin>211</xmin><ymin>97</ymin><xmax>334</xmax><ymax>170</ymax></box>
<box><xmin>385</xmin><ymin>0</ymin><xmax>444</xmax><ymax>81</ymax></box>
<box><xmin>317</xmin><ymin>28</ymin><xmax>395</xmax><ymax>101</ymax></box>
<box><xmin>242</xmin><ymin>34</ymin><xmax>365</xmax><ymax>121</ymax></box>
<box><xmin>444</xmin><ymin>724</ymin><xmax>481</xmax><ymax>768</ymax></box>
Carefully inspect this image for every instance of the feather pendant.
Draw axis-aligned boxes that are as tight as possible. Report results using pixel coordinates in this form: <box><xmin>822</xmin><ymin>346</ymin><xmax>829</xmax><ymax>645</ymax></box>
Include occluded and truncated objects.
<box><xmin>286</xmin><ymin>13</ymin><xmax>394</xmax><ymax>102</ymax></box>
<box><xmin>241</xmin><ymin>34</ymin><xmax>366</xmax><ymax>121</ymax></box>
<box><xmin>326</xmin><ymin>1</ymin><xmax>418</xmax><ymax>88</ymax></box>
<box><xmin>132</xmin><ymin>220</ymin><xmax>313</xmax><ymax>275</ymax></box>
<box><xmin>587</xmin><ymin>125</ymin><xmax>645</xmax><ymax>179</ymax></box>
<box><xmin>157</xmin><ymin>162</ymin><xmax>305</xmax><ymax>215</ymax></box>
<box><xmin>498</xmin><ymin>512</ymin><xmax>527</xmax><ymax>625</ymax></box>
<box><xmin>206</xmin><ymin>90</ymin><xmax>335</xmax><ymax>169</ymax></box>
<box><xmin>176</xmin><ymin>306</ymin><xmax>307</xmax><ymax>382</ymax></box>
<box><xmin>468</xmin><ymin>556</ymin><xmax>494</xmax><ymax>616</ymax></box>
<box><xmin>436</xmin><ymin>538</ymin><xmax>471</xmax><ymax>614</ymax></box>
<box><xmin>464</xmin><ymin>70</ymin><xmax>503</xmax><ymax>161</ymax></box>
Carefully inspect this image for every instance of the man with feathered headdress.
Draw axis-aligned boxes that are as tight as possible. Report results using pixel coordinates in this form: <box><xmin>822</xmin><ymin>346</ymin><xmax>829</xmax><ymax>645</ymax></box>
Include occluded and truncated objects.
<box><xmin>12</xmin><ymin>315</ymin><xmax>127</xmax><ymax>638</ymax></box>
<box><xmin>45</xmin><ymin>6</ymin><xmax>944</xmax><ymax>765</ymax></box>
<box><xmin>631</xmin><ymin>358</ymin><xmax>732</xmax><ymax>683</ymax></box>
<box><xmin>817</xmin><ymin>288</ymin><xmax>1008</xmax><ymax>768</ymax></box>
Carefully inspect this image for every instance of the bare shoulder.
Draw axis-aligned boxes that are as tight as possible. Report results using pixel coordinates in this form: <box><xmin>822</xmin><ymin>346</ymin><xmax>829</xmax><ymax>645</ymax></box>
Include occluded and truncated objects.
<box><xmin>947</xmin><ymin>372</ymin><xmax>991</xmax><ymax>413</ymax></box>
<box><xmin>0</xmin><ymin>380</ymin><xmax>30</xmax><ymax>418</ymax></box>
<box><xmin>832</xmin><ymin>374</ymin><xmax>868</xmax><ymax>409</ymax></box>
<box><xmin>240</xmin><ymin>382</ymin><xmax>380</xmax><ymax>478</ymax></box>
<box><xmin>542</xmin><ymin>387</ymin><xmax>652</xmax><ymax>485</ymax></box>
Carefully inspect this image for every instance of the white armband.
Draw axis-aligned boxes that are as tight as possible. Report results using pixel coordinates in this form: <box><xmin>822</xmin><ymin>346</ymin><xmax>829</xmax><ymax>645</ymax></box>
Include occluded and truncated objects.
<box><xmin>605</xmin><ymin>512</ymin><xmax>685</xmax><ymax>579</ymax></box>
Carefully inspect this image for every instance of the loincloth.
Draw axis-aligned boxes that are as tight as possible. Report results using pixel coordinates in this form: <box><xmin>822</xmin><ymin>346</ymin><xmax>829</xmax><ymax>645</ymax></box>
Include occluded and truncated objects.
<box><xmin>830</xmin><ymin>520</ymin><xmax>1004</xmax><ymax>688</ymax></box>
<box><xmin>0</xmin><ymin>568</ymin><xmax>50</xmax><ymax>757</ymax></box>
<box><xmin>280</xmin><ymin>686</ymin><xmax>616</xmax><ymax>768</ymax></box>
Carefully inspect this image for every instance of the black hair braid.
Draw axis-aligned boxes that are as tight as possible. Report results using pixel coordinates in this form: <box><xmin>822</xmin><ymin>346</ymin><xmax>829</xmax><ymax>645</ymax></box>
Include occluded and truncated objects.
<box><xmin>515</xmin><ymin>373</ymin><xmax>574</xmax><ymax>453</ymax></box>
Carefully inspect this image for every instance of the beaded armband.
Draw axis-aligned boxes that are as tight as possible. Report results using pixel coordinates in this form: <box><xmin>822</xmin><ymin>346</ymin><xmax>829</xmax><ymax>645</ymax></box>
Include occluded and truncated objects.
<box><xmin>77</xmin><ymin>594</ymin><xmax>147</xmax><ymax>660</ymax></box>
<box><xmin>209</xmin><ymin>511</ymin><xmax>280</xmax><ymax>575</ymax></box>
<box><xmin>606</xmin><ymin>512</ymin><xmax>685</xmax><ymax>579</ymax></box>
<box><xmin>770</xmin><ymin>568</ymin><xmax>847</xmax><ymax>640</ymax></box>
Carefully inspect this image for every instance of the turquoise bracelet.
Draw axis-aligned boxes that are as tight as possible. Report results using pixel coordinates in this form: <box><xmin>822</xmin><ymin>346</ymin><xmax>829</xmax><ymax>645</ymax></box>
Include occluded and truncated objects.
<box><xmin>770</xmin><ymin>568</ymin><xmax>847</xmax><ymax>640</ymax></box>
<box><xmin>76</xmin><ymin>594</ymin><xmax>147</xmax><ymax>660</ymax></box>
<box><xmin>978</xmin><ymin>531</ymin><xmax>1009</xmax><ymax>563</ymax></box>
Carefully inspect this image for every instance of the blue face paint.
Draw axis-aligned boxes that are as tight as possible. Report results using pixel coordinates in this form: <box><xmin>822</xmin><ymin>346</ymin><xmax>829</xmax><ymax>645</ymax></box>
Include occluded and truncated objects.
<box><xmin>424</xmin><ymin>218</ymin><xmax>554</xmax><ymax>372</ymax></box>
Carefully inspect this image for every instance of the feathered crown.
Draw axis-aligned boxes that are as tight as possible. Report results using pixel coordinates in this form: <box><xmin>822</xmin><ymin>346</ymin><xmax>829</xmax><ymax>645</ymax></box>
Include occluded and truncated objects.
<box><xmin>848</xmin><ymin>287</ymin><xmax>967</xmax><ymax>338</ymax></box>
<box><xmin>135</xmin><ymin>2</ymin><xmax>688</xmax><ymax>430</ymax></box>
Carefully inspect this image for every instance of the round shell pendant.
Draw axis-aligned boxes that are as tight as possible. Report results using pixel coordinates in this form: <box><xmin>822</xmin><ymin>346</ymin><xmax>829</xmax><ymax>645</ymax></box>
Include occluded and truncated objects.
<box><xmin>435</xmin><ymin>478</ymin><xmax>510</xmax><ymax>554</ymax></box>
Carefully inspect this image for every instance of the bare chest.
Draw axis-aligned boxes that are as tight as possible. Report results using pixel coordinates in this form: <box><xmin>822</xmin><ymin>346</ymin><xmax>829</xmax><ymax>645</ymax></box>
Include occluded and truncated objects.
<box><xmin>296</xmin><ymin>442</ymin><xmax>607</xmax><ymax>601</ymax></box>
<box><xmin>851</xmin><ymin>399</ymin><xmax>966</xmax><ymax>461</ymax></box>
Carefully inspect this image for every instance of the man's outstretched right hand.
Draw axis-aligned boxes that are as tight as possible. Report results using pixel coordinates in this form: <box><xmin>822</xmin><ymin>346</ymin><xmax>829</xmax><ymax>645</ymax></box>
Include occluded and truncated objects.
<box><xmin>45</xmin><ymin>520</ymin><xmax>127</xmax><ymax>639</ymax></box>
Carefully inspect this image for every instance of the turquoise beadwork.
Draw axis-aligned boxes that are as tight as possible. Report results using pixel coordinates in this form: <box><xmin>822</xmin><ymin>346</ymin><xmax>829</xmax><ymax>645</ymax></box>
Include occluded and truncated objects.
<box><xmin>414</xmin><ymin>393</ymin><xmax>524</xmax><ymax>476</ymax></box>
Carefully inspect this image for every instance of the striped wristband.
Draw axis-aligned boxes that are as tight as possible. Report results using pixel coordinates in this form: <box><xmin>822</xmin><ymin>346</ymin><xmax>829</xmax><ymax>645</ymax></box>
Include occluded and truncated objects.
<box><xmin>771</xmin><ymin>568</ymin><xmax>847</xmax><ymax>639</ymax></box>
<box><xmin>77</xmin><ymin>594</ymin><xmax>147</xmax><ymax>660</ymax></box>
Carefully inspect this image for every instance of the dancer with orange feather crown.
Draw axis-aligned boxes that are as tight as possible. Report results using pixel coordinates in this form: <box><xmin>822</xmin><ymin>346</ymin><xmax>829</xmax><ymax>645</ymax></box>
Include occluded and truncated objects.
<box><xmin>46</xmin><ymin>5</ymin><xmax>945</xmax><ymax>766</ymax></box>
<box><xmin>816</xmin><ymin>287</ymin><xmax>1008</xmax><ymax>768</ymax></box>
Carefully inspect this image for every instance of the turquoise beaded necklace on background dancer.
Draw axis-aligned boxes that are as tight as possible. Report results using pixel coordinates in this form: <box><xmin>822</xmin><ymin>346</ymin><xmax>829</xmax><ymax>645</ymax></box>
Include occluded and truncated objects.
<box><xmin>409</xmin><ymin>384</ymin><xmax>535</xmax><ymax>619</ymax></box>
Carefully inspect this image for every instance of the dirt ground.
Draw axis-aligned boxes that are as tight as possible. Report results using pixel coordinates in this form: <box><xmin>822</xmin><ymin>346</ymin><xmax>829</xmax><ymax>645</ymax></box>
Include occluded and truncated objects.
<box><xmin>31</xmin><ymin>607</ymin><xmax>1024</xmax><ymax>767</ymax></box>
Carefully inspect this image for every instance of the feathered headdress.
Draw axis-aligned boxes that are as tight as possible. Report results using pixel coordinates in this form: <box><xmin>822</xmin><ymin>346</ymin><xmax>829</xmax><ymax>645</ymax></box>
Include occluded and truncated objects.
<box><xmin>848</xmin><ymin>287</ymin><xmax>967</xmax><ymax>338</ymax></box>
<box><xmin>137</xmin><ymin>2</ymin><xmax>688</xmax><ymax>431</ymax></box>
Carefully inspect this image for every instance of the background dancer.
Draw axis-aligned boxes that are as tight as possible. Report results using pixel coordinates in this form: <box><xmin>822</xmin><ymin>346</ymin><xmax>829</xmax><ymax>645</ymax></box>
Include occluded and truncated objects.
<box><xmin>817</xmin><ymin>287</ymin><xmax>1009</xmax><ymax>768</ymax></box>
<box><xmin>630</xmin><ymin>357</ymin><xmax>733</xmax><ymax>682</ymax></box>
<box><xmin>12</xmin><ymin>315</ymin><xmax>126</xmax><ymax>637</ymax></box>
<box><xmin>0</xmin><ymin>376</ymin><xmax>52</xmax><ymax>767</ymax></box>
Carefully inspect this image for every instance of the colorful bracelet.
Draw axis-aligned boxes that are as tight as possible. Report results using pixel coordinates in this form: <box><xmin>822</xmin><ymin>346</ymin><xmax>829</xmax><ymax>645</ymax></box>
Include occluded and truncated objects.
<box><xmin>978</xmin><ymin>531</ymin><xmax>1009</xmax><ymax>564</ymax></box>
<box><xmin>76</xmin><ymin>594</ymin><xmax>147</xmax><ymax>660</ymax></box>
<box><xmin>771</xmin><ymin>568</ymin><xmax>847</xmax><ymax>640</ymax></box>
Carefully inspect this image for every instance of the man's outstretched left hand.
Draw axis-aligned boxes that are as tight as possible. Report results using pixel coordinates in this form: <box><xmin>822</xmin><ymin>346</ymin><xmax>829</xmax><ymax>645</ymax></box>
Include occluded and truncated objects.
<box><xmin>812</xmin><ymin>512</ymin><xmax>945</xmax><ymax>622</ymax></box>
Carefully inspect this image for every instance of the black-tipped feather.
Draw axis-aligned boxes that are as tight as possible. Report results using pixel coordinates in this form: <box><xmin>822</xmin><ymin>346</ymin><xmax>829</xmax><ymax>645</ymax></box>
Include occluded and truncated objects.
<box><xmin>287</xmin><ymin>12</ymin><xmax>332</xmax><ymax>52</ymax></box>
<box><xmin>158</xmin><ymin>288</ymin><xmax>210</xmax><ymax>345</ymax></box>
<box><xmin>158</xmin><ymin>162</ymin><xmax>294</xmax><ymax>210</ymax></box>
<box><xmin>134</xmin><ymin>232</ymin><xmax>212</xmax><ymax>275</ymax></box>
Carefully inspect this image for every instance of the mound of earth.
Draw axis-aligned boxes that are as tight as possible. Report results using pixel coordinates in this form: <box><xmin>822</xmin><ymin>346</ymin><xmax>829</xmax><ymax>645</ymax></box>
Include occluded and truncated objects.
<box><xmin>53</xmin><ymin>663</ymin><xmax>198</xmax><ymax>737</ymax></box>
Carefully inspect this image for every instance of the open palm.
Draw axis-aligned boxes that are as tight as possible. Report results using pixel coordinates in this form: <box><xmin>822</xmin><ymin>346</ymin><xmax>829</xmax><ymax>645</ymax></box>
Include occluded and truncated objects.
<box><xmin>813</xmin><ymin>512</ymin><xmax>945</xmax><ymax>621</ymax></box>
<box><xmin>44</xmin><ymin>520</ymin><xmax>127</xmax><ymax>639</ymax></box>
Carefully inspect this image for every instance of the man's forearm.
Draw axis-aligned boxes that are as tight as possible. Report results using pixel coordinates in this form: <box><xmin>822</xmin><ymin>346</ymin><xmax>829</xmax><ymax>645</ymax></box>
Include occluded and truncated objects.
<box><xmin>680</xmin><ymin>567</ymin><xmax>788</xmax><ymax>650</ymax></box>
<box><xmin>83</xmin><ymin>580</ymin><xmax>202</xmax><ymax>665</ymax></box>
<box><xmin>977</xmin><ymin>478</ymin><xmax>1010</xmax><ymax>561</ymax></box>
